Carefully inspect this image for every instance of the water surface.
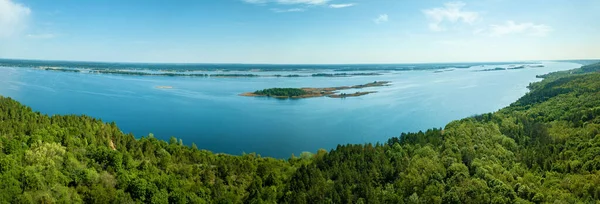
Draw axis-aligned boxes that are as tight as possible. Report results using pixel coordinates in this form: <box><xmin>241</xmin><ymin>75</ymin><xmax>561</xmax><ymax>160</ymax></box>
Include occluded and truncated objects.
<box><xmin>0</xmin><ymin>61</ymin><xmax>579</xmax><ymax>158</ymax></box>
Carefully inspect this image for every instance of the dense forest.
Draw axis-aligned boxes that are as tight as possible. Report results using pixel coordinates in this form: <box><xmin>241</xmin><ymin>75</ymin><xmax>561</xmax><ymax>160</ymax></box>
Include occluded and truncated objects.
<box><xmin>253</xmin><ymin>88</ymin><xmax>308</xmax><ymax>97</ymax></box>
<box><xmin>1</xmin><ymin>62</ymin><xmax>600</xmax><ymax>203</ymax></box>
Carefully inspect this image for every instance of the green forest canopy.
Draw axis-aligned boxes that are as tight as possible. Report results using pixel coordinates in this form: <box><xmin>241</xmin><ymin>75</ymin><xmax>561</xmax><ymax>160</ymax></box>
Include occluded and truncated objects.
<box><xmin>253</xmin><ymin>88</ymin><xmax>307</xmax><ymax>97</ymax></box>
<box><xmin>0</xmin><ymin>62</ymin><xmax>600</xmax><ymax>203</ymax></box>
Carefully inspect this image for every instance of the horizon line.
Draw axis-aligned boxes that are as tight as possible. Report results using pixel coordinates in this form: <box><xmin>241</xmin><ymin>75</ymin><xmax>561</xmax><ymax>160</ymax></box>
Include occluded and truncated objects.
<box><xmin>1</xmin><ymin>57</ymin><xmax>598</xmax><ymax>66</ymax></box>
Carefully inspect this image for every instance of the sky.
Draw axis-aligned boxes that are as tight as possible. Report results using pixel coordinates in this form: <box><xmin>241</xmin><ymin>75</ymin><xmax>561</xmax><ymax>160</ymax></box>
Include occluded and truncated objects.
<box><xmin>0</xmin><ymin>0</ymin><xmax>598</xmax><ymax>64</ymax></box>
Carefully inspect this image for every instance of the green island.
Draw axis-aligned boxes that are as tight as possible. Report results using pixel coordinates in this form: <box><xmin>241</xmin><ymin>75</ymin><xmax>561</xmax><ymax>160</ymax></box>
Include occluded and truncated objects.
<box><xmin>240</xmin><ymin>81</ymin><xmax>390</xmax><ymax>99</ymax></box>
<box><xmin>273</xmin><ymin>74</ymin><xmax>304</xmax><ymax>77</ymax></box>
<box><xmin>433</xmin><ymin>69</ymin><xmax>455</xmax><ymax>73</ymax></box>
<box><xmin>40</xmin><ymin>67</ymin><xmax>82</xmax><ymax>73</ymax></box>
<box><xmin>88</xmin><ymin>70</ymin><xmax>260</xmax><ymax>77</ymax></box>
<box><xmin>508</xmin><ymin>65</ymin><xmax>526</xmax><ymax>70</ymax></box>
<box><xmin>311</xmin><ymin>73</ymin><xmax>382</xmax><ymax>77</ymax></box>
<box><xmin>210</xmin><ymin>73</ymin><xmax>260</xmax><ymax>77</ymax></box>
<box><xmin>475</xmin><ymin>65</ymin><xmax>534</xmax><ymax>72</ymax></box>
<box><xmin>90</xmin><ymin>70</ymin><xmax>211</xmax><ymax>77</ymax></box>
<box><xmin>0</xmin><ymin>63</ymin><xmax>600</xmax><ymax>203</ymax></box>
<box><xmin>475</xmin><ymin>67</ymin><xmax>507</xmax><ymax>72</ymax></box>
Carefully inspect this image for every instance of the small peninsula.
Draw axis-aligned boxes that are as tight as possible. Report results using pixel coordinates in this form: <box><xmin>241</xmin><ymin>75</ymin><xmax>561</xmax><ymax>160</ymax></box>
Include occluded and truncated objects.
<box><xmin>240</xmin><ymin>81</ymin><xmax>390</xmax><ymax>99</ymax></box>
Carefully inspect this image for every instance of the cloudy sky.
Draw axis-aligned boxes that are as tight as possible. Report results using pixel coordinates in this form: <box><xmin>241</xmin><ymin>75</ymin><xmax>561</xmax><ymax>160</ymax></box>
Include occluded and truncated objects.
<box><xmin>0</xmin><ymin>0</ymin><xmax>598</xmax><ymax>63</ymax></box>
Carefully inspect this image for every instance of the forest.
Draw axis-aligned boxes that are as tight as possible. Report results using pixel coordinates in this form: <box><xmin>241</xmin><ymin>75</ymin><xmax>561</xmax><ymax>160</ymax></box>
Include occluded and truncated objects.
<box><xmin>0</xmin><ymin>62</ymin><xmax>600</xmax><ymax>203</ymax></box>
<box><xmin>253</xmin><ymin>88</ymin><xmax>308</xmax><ymax>97</ymax></box>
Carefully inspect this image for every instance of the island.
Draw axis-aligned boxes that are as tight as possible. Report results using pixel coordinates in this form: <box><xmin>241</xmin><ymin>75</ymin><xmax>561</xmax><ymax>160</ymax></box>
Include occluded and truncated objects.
<box><xmin>155</xmin><ymin>86</ymin><xmax>173</xmax><ymax>89</ymax></box>
<box><xmin>433</xmin><ymin>69</ymin><xmax>455</xmax><ymax>73</ymax></box>
<box><xmin>311</xmin><ymin>73</ymin><xmax>382</xmax><ymax>77</ymax></box>
<box><xmin>475</xmin><ymin>67</ymin><xmax>507</xmax><ymax>72</ymax></box>
<box><xmin>90</xmin><ymin>70</ymin><xmax>210</xmax><ymax>77</ymax></box>
<box><xmin>507</xmin><ymin>65</ymin><xmax>526</xmax><ymax>70</ymax></box>
<box><xmin>40</xmin><ymin>67</ymin><xmax>81</xmax><ymax>73</ymax></box>
<box><xmin>273</xmin><ymin>74</ymin><xmax>304</xmax><ymax>77</ymax></box>
<box><xmin>210</xmin><ymin>73</ymin><xmax>260</xmax><ymax>77</ymax></box>
<box><xmin>240</xmin><ymin>81</ymin><xmax>391</xmax><ymax>99</ymax></box>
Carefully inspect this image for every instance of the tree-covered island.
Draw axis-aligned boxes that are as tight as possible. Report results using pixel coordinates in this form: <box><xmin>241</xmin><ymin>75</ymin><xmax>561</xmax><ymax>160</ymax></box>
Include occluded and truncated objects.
<box><xmin>241</xmin><ymin>81</ymin><xmax>391</xmax><ymax>99</ymax></box>
<box><xmin>40</xmin><ymin>67</ymin><xmax>82</xmax><ymax>73</ymax></box>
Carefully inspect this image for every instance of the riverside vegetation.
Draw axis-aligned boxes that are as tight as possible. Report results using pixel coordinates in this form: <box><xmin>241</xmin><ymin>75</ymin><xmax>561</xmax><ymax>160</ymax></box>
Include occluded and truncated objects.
<box><xmin>0</xmin><ymin>63</ymin><xmax>600</xmax><ymax>203</ymax></box>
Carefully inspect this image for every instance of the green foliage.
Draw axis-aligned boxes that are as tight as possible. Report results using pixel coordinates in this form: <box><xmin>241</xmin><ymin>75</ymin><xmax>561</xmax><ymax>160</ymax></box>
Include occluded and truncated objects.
<box><xmin>253</xmin><ymin>88</ymin><xmax>307</xmax><ymax>97</ymax></box>
<box><xmin>0</xmin><ymin>62</ymin><xmax>600</xmax><ymax>202</ymax></box>
<box><xmin>536</xmin><ymin>62</ymin><xmax>600</xmax><ymax>79</ymax></box>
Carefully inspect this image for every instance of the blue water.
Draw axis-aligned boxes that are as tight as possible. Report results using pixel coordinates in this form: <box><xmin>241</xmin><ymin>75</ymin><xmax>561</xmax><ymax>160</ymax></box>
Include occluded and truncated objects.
<box><xmin>0</xmin><ymin>61</ymin><xmax>580</xmax><ymax>158</ymax></box>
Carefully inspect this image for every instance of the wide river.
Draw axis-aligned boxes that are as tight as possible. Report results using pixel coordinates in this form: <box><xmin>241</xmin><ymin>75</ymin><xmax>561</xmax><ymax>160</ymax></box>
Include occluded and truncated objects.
<box><xmin>0</xmin><ymin>61</ymin><xmax>580</xmax><ymax>158</ymax></box>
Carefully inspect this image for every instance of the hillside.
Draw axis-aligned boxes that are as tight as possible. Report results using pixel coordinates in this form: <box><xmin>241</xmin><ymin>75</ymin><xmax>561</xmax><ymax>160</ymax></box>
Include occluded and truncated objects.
<box><xmin>1</xmin><ymin>63</ymin><xmax>600</xmax><ymax>203</ymax></box>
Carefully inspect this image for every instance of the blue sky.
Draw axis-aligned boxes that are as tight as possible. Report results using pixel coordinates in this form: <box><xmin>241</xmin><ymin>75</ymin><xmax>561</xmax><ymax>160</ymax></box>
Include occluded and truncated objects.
<box><xmin>0</xmin><ymin>0</ymin><xmax>598</xmax><ymax>63</ymax></box>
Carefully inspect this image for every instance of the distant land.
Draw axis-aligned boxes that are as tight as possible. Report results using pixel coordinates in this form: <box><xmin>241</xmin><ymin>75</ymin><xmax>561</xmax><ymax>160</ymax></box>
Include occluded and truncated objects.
<box><xmin>4</xmin><ymin>58</ymin><xmax>592</xmax><ymax>80</ymax></box>
<box><xmin>473</xmin><ymin>64</ymin><xmax>545</xmax><ymax>72</ymax></box>
<box><xmin>0</xmin><ymin>58</ymin><xmax>548</xmax><ymax>72</ymax></box>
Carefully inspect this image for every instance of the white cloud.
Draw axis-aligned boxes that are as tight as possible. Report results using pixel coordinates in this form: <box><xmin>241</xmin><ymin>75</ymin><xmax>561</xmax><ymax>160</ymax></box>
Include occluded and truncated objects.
<box><xmin>329</xmin><ymin>3</ymin><xmax>355</xmax><ymax>8</ymax></box>
<box><xmin>271</xmin><ymin>8</ymin><xmax>305</xmax><ymax>13</ymax></box>
<box><xmin>488</xmin><ymin>21</ymin><xmax>552</xmax><ymax>37</ymax></box>
<box><xmin>0</xmin><ymin>0</ymin><xmax>31</xmax><ymax>38</ymax></box>
<box><xmin>422</xmin><ymin>1</ymin><xmax>479</xmax><ymax>31</ymax></box>
<box><xmin>374</xmin><ymin>14</ymin><xmax>388</xmax><ymax>24</ymax></box>
<box><xmin>243</xmin><ymin>0</ymin><xmax>329</xmax><ymax>5</ymax></box>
